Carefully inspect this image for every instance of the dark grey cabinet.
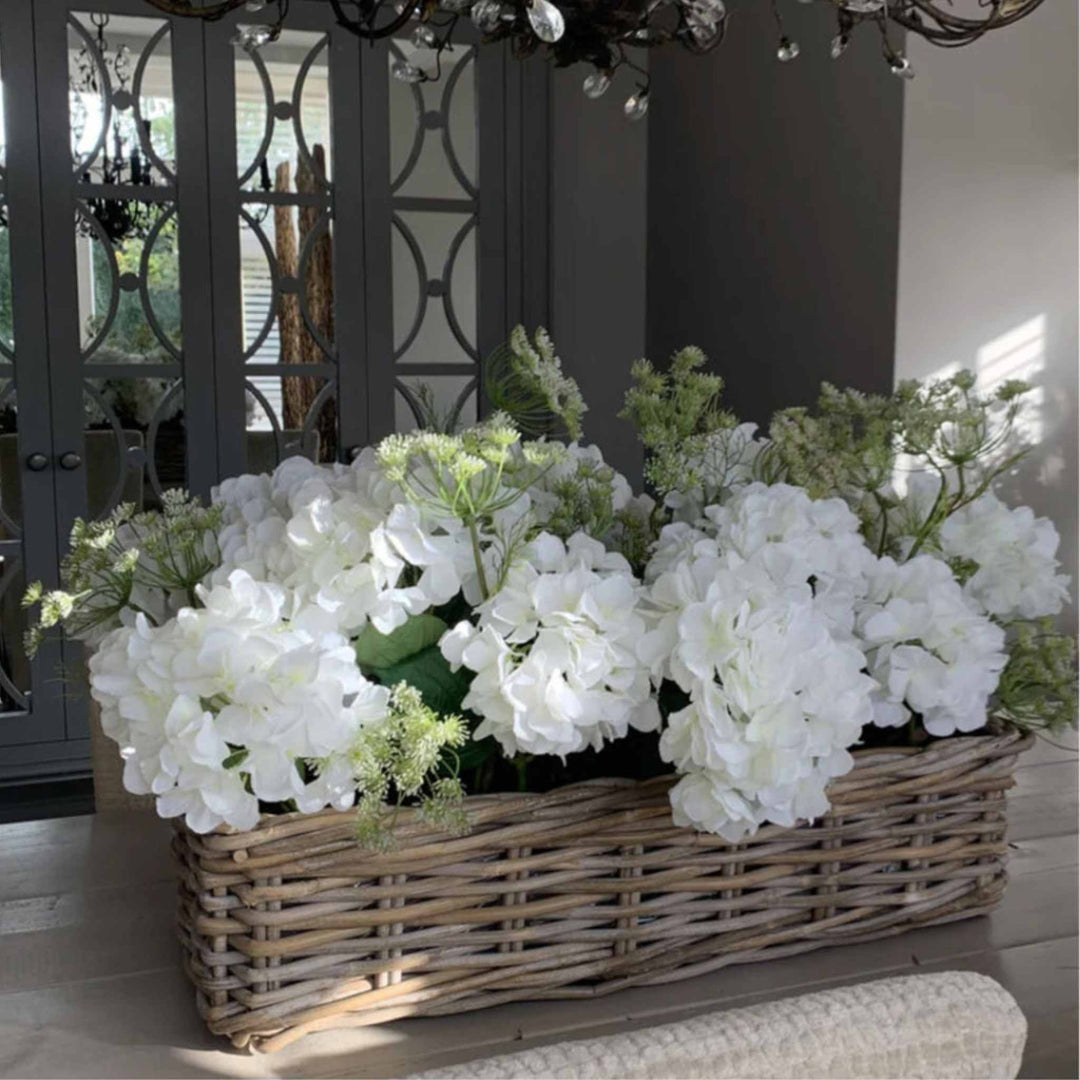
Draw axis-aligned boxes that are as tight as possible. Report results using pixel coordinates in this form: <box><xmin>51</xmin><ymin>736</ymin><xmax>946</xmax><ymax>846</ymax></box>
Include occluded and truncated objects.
<box><xmin>0</xmin><ymin>0</ymin><xmax>549</xmax><ymax>784</ymax></box>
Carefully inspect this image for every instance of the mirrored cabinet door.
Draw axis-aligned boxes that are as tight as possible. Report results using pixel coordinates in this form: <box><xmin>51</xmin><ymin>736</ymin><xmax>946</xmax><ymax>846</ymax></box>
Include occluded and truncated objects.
<box><xmin>0</xmin><ymin>0</ymin><xmax>548</xmax><ymax>786</ymax></box>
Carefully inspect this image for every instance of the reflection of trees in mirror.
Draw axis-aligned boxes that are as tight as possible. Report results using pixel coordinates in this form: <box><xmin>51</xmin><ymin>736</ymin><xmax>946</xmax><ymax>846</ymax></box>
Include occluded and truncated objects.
<box><xmin>86</xmin><ymin>211</ymin><xmax>181</xmax><ymax>355</ymax></box>
<box><xmin>0</xmin><ymin>212</ymin><xmax>183</xmax><ymax>435</ymax></box>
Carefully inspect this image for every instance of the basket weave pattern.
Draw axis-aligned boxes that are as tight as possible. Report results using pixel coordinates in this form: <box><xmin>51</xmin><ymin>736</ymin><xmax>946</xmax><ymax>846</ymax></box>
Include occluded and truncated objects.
<box><xmin>174</xmin><ymin>728</ymin><xmax>1031</xmax><ymax>1052</ymax></box>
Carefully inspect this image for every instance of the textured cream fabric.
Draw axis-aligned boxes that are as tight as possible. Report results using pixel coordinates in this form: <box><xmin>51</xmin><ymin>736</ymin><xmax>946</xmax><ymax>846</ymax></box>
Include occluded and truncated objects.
<box><xmin>413</xmin><ymin>971</ymin><xmax>1027</xmax><ymax>1079</ymax></box>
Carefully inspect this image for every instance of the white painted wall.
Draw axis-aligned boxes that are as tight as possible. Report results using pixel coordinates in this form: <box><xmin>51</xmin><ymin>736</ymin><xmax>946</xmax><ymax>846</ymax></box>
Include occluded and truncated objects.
<box><xmin>896</xmin><ymin>3</ymin><xmax>1078</xmax><ymax>623</ymax></box>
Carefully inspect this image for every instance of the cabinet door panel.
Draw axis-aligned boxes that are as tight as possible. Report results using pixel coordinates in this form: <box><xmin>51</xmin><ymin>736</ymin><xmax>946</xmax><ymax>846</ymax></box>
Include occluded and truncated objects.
<box><xmin>0</xmin><ymin>0</ymin><xmax>74</xmax><ymax>773</ymax></box>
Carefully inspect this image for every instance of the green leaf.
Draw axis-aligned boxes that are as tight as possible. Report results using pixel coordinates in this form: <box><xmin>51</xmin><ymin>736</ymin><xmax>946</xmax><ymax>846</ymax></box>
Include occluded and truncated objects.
<box><xmin>222</xmin><ymin>748</ymin><xmax>249</xmax><ymax>770</ymax></box>
<box><xmin>354</xmin><ymin>614</ymin><xmax>448</xmax><ymax>673</ymax></box>
<box><xmin>455</xmin><ymin>734</ymin><xmax>498</xmax><ymax>771</ymax></box>
<box><xmin>372</xmin><ymin>645</ymin><xmax>473</xmax><ymax>717</ymax></box>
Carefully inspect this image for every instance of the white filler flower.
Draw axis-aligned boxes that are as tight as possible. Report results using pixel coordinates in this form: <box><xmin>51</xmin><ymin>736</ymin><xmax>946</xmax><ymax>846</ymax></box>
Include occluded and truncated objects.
<box><xmin>441</xmin><ymin>531</ymin><xmax>660</xmax><ymax>758</ymax></box>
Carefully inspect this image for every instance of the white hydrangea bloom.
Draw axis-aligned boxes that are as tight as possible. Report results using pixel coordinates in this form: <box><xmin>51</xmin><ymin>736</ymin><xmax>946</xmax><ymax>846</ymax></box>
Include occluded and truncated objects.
<box><xmin>857</xmin><ymin>554</ymin><xmax>1007</xmax><ymax>736</ymax></box>
<box><xmin>939</xmin><ymin>489</ymin><xmax>1071</xmax><ymax>620</ymax></box>
<box><xmin>702</xmin><ymin>482</ymin><xmax>879</xmax><ymax>638</ymax></box>
<box><xmin>441</xmin><ymin>532</ymin><xmax>659</xmax><ymax>759</ymax></box>
<box><xmin>212</xmin><ymin>453</ymin><xmax>474</xmax><ymax>636</ymax></box>
<box><xmin>640</xmin><ymin>542</ymin><xmax>875</xmax><ymax>841</ymax></box>
<box><xmin>88</xmin><ymin>569</ymin><xmax>389</xmax><ymax>833</ymax></box>
<box><xmin>639</xmin><ymin>481</ymin><xmax>883</xmax><ymax>842</ymax></box>
<box><xmin>644</xmin><ymin>521</ymin><xmax>711</xmax><ymax>584</ymax></box>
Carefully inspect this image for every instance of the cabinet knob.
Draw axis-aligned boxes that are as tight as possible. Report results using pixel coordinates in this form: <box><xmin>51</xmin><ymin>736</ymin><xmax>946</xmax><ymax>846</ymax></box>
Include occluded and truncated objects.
<box><xmin>59</xmin><ymin>452</ymin><xmax>82</xmax><ymax>470</ymax></box>
<box><xmin>25</xmin><ymin>452</ymin><xmax>49</xmax><ymax>472</ymax></box>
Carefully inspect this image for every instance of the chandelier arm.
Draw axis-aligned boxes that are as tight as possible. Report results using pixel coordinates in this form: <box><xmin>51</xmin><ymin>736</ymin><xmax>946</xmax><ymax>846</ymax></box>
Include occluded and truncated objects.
<box><xmin>139</xmin><ymin>0</ymin><xmax>249</xmax><ymax>18</ymax></box>
<box><xmin>326</xmin><ymin>0</ymin><xmax>419</xmax><ymax>39</ymax></box>
<box><xmin>893</xmin><ymin>0</ymin><xmax>1046</xmax><ymax>34</ymax></box>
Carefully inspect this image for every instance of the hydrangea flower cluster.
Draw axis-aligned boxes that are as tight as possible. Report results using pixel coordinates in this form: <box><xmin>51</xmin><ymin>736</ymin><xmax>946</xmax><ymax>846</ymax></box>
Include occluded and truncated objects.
<box><xmin>88</xmin><ymin>569</ymin><xmax>390</xmax><ymax>832</ymax></box>
<box><xmin>857</xmin><ymin>555</ymin><xmax>1008</xmax><ymax>736</ymax></box>
<box><xmin>939</xmin><ymin>489</ymin><xmax>1071</xmax><ymax>620</ymax></box>
<box><xmin>441</xmin><ymin>532</ymin><xmax>659</xmax><ymax>758</ymax></box>
<box><xmin>212</xmin><ymin>450</ymin><xmax>472</xmax><ymax>636</ymax></box>
<box><xmin>639</xmin><ymin>485</ymin><xmax>879</xmax><ymax>839</ymax></box>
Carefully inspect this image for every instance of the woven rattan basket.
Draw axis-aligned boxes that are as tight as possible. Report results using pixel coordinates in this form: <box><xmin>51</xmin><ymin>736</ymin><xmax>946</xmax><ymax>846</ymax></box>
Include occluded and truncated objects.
<box><xmin>173</xmin><ymin>726</ymin><xmax>1032</xmax><ymax>1052</ymax></box>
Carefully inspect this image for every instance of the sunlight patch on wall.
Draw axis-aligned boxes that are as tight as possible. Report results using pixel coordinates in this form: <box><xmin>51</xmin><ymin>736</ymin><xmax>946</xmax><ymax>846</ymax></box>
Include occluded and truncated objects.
<box><xmin>975</xmin><ymin>313</ymin><xmax>1046</xmax><ymax>445</ymax></box>
<box><xmin>891</xmin><ymin>315</ymin><xmax>1048</xmax><ymax>497</ymax></box>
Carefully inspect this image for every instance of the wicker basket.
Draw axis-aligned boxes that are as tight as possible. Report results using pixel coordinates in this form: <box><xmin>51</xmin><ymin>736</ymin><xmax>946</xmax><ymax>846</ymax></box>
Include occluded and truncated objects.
<box><xmin>174</xmin><ymin>727</ymin><xmax>1032</xmax><ymax>1052</ymax></box>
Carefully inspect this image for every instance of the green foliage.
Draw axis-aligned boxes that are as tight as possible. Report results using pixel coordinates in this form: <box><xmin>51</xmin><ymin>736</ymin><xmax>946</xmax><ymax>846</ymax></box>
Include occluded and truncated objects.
<box><xmin>402</xmin><ymin>381</ymin><xmax>469</xmax><ymax>435</ymax></box>
<box><xmin>619</xmin><ymin>346</ymin><xmax>737</xmax><ymax>501</ymax></box>
<box><xmin>996</xmin><ymin>619</ymin><xmax>1078</xmax><ymax>735</ymax></box>
<box><xmin>88</xmin><ymin>214</ymin><xmax>182</xmax><ymax>355</ymax></box>
<box><xmin>342</xmin><ymin>682</ymin><xmax>469</xmax><ymax>851</ymax></box>
<box><xmin>354</xmin><ymin>614</ymin><xmax>448</xmax><ymax>673</ymax></box>
<box><xmin>765</xmin><ymin>384</ymin><xmax>898</xmax><ymax>503</ymax></box>
<box><xmin>22</xmin><ymin>489</ymin><xmax>220</xmax><ymax>656</ymax></box>
<box><xmin>766</xmin><ymin>373</ymin><xmax>1034</xmax><ymax>558</ymax></box>
<box><xmin>369</xmin><ymin>644</ymin><xmax>474</xmax><ymax>718</ymax></box>
<box><xmin>485</xmin><ymin>326</ymin><xmax>587</xmax><ymax>440</ymax></box>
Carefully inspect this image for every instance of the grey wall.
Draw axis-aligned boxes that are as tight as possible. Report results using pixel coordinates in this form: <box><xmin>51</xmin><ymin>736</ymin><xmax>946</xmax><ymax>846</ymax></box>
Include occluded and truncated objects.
<box><xmin>895</xmin><ymin>3</ymin><xmax>1078</xmax><ymax>623</ymax></box>
<box><xmin>645</xmin><ymin>4</ymin><xmax>904</xmax><ymax>427</ymax></box>
<box><xmin>549</xmin><ymin>64</ymin><xmax>647</xmax><ymax>481</ymax></box>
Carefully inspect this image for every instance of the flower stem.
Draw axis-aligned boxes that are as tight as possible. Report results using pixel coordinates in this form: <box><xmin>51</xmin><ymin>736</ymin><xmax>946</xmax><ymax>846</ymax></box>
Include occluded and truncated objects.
<box><xmin>467</xmin><ymin>517</ymin><xmax>489</xmax><ymax>600</ymax></box>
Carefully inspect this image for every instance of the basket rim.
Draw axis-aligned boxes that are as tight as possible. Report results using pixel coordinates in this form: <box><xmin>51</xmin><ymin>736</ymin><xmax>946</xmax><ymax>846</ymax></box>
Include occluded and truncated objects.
<box><xmin>181</xmin><ymin>722</ymin><xmax>1034</xmax><ymax>844</ymax></box>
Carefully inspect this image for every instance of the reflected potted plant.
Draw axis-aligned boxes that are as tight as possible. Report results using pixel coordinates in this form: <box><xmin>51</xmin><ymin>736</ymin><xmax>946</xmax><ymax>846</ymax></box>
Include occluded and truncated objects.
<box><xmin>0</xmin><ymin>345</ymin><xmax>162</xmax><ymax>522</ymax></box>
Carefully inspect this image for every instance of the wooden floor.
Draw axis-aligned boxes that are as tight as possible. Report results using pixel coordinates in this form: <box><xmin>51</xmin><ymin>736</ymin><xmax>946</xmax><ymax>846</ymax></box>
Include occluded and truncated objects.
<box><xmin>0</xmin><ymin>735</ymin><xmax>1075</xmax><ymax>1080</ymax></box>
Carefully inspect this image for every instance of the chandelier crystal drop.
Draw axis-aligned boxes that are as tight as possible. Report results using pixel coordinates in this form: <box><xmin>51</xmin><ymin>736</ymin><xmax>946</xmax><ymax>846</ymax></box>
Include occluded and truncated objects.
<box><xmin>470</xmin><ymin>0</ymin><xmax>504</xmax><ymax>32</ymax></box>
<box><xmin>391</xmin><ymin>59</ymin><xmax>427</xmax><ymax>82</ymax></box>
<box><xmin>411</xmin><ymin>23</ymin><xmax>438</xmax><ymax>47</ymax></box>
<box><xmin>776</xmin><ymin>36</ymin><xmax>800</xmax><ymax>62</ymax></box>
<box><xmin>889</xmin><ymin>54</ymin><xmax>915</xmax><ymax>79</ymax></box>
<box><xmin>527</xmin><ymin>0</ymin><xmax>566</xmax><ymax>43</ymax></box>
<box><xmin>624</xmin><ymin>91</ymin><xmax>649</xmax><ymax>121</ymax></box>
<box><xmin>232</xmin><ymin>23</ymin><xmax>276</xmax><ymax>49</ymax></box>
<box><xmin>582</xmin><ymin>70</ymin><xmax>612</xmax><ymax>98</ymax></box>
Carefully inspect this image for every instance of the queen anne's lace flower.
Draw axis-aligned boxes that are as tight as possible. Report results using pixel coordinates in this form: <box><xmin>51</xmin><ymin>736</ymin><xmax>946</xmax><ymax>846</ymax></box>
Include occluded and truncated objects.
<box><xmin>441</xmin><ymin>532</ymin><xmax>659</xmax><ymax>758</ymax></box>
<box><xmin>664</xmin><ymin>422</ymin><xmax>768</xmax><ymax>523</ymax></box>
<box><xmin>89</xmin><ymin>569</ymin><xmax>390</xmax><ymax>833</ymax></box>
<box><xmin>857</xmin><ymin>555</ymin><xmax>1007</xmax><ymax>736</ymax></box>
<box><xmin>527</xmin><ymin>442</ymin><xmax>633</xmax><ymax>525</ymax></box>
<box><xmin>939</xmin><ymin>490</ymin><xmax>1071</xmax><ymax>620</ymax></box>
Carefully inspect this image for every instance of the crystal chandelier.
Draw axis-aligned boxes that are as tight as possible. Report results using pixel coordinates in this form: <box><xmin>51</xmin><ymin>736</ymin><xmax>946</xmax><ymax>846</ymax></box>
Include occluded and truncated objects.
<box><xmin>73</xmin><ymin>12</ymin><xmax>161</xmax><ymax>244</ymax></box>
<box><xmin>138</xmin><ymin>0</ymin><xmax>1046</xmax><ymax>121</ymax></box>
